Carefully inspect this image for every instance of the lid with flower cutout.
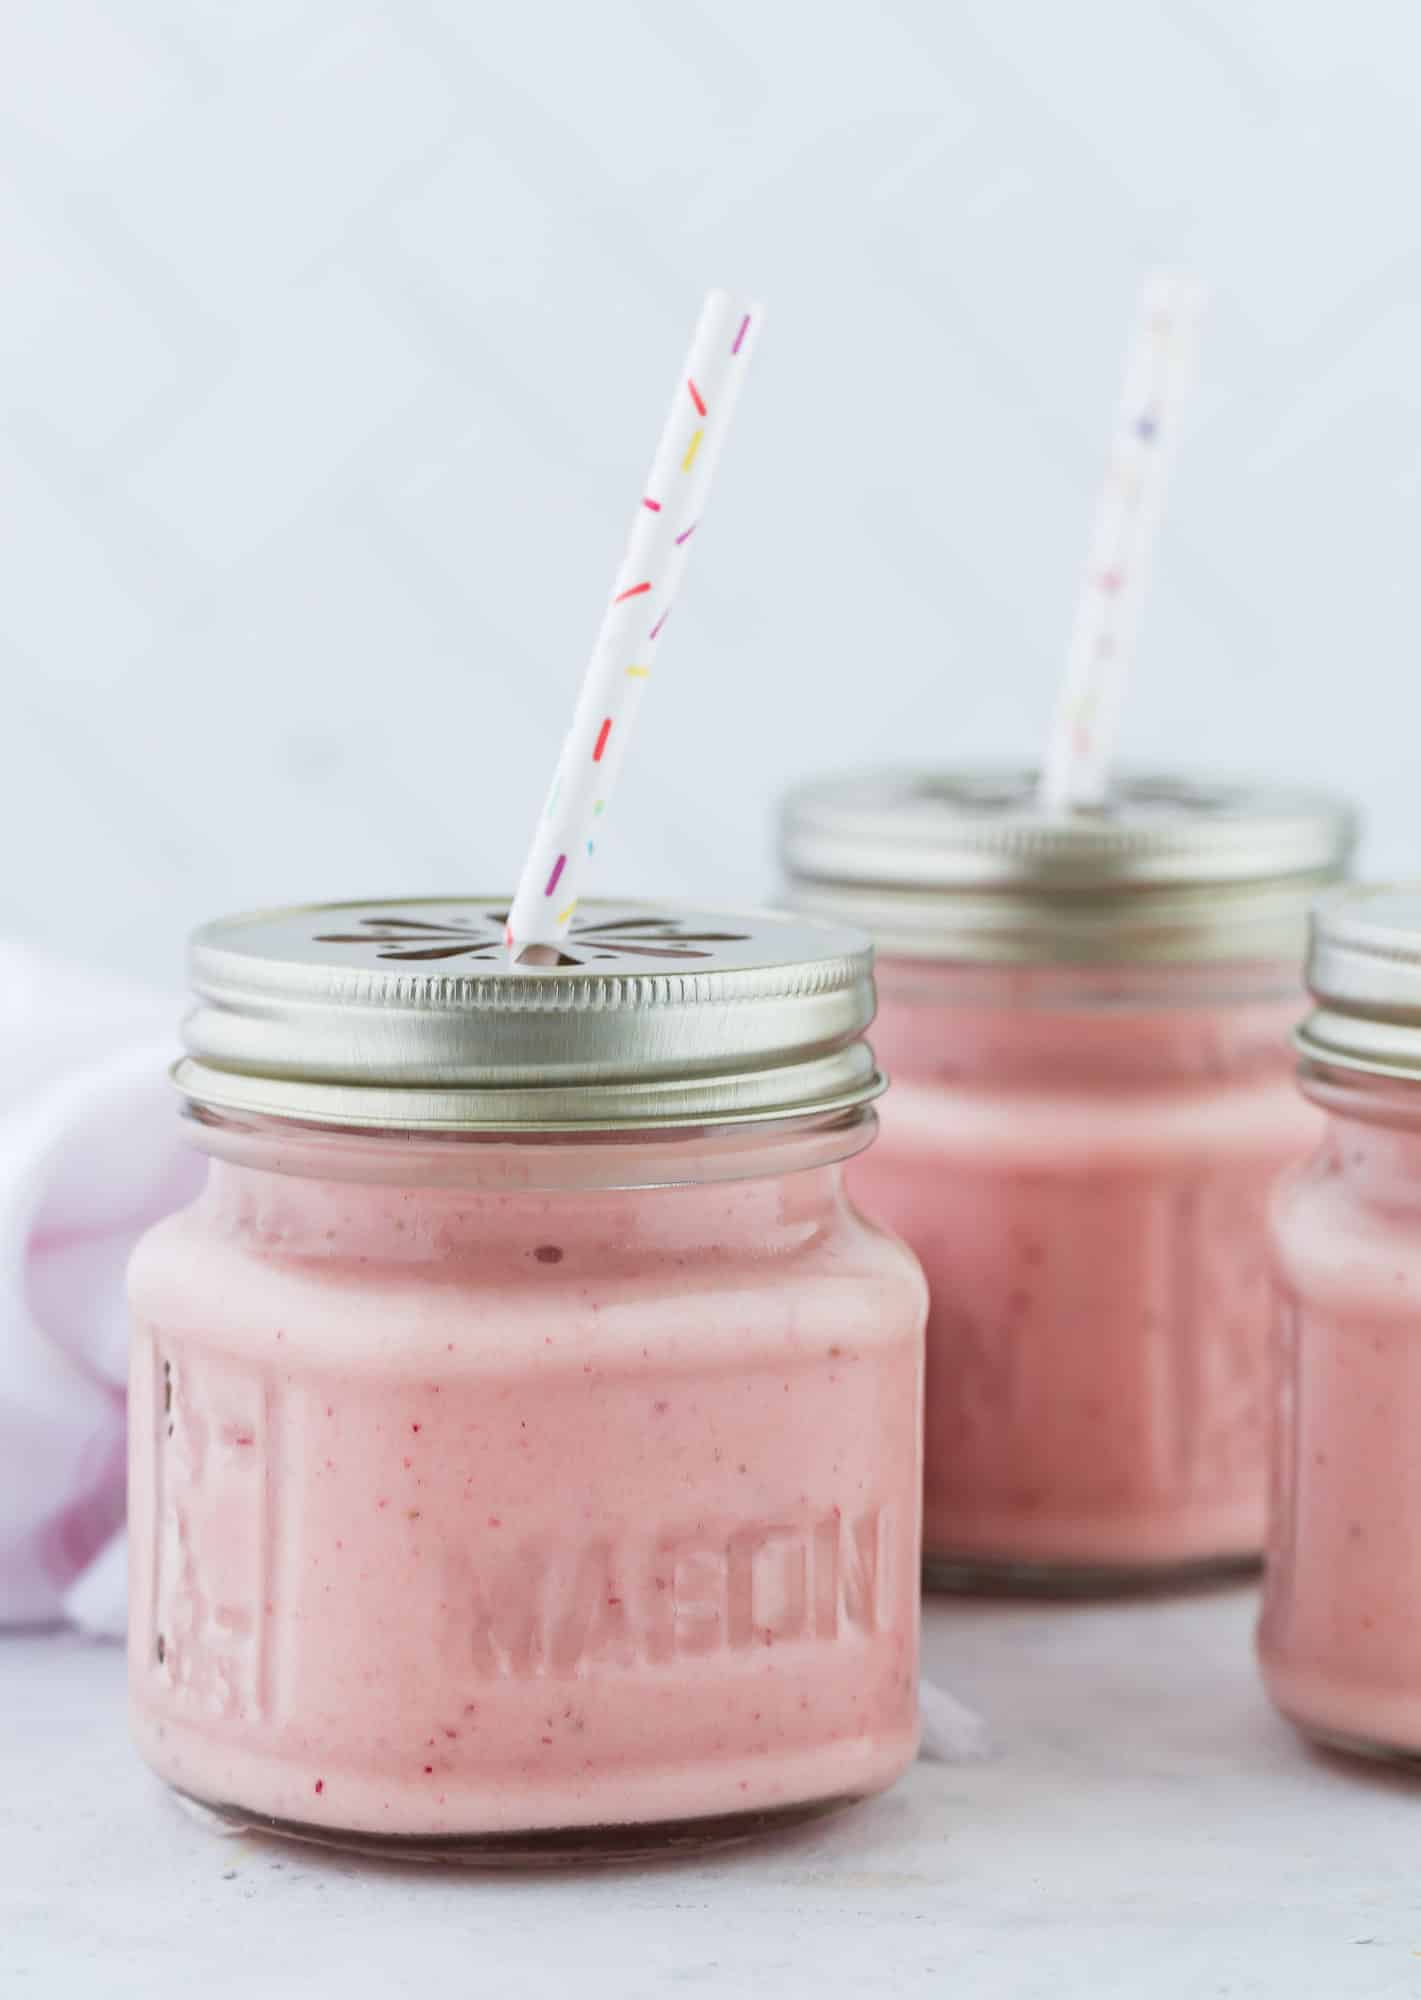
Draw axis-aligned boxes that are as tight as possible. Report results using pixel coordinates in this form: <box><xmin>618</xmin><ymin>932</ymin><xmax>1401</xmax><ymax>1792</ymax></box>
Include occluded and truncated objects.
<box><xmin>175</xmin><ymin>897</ymin><xmax>881</xmax><ymax>1132</ymax></box>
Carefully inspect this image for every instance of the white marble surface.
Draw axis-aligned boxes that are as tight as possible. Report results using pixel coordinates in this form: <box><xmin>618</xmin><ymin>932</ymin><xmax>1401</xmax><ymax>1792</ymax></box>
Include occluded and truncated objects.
<box><xmin>5</xmin><ymin>1586</ymin><xmax>1416</xmax><ymax>1998</ymax></box>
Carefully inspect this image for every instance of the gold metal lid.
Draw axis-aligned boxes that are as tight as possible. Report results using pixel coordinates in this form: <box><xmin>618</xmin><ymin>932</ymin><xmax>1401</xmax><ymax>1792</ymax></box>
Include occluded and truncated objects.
<box><xmin>780</xmin><ymin>767</ymin><xmax>1356</xmax><ymax>963</ymax></box>
<box><xmin>175</xmin><ymin>898</ymin><xmax>883</xmax><ymax>1133</ymax></box>
<box><xmin>1296</xmin><ymin>884</ymin><xmax>1421</xmax><ymax>1081</ymax></box>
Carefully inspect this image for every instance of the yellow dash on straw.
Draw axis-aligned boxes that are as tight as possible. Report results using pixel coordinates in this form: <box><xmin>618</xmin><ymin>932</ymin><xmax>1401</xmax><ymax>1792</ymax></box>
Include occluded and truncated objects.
<box><xmin>625</xmin><ymin>665</ymin><xmax>650</xmax><ymax>678</ymax></box>
<box><xmin>681</xmin><ymin>428</ymin><xmax>704</xmax><ymax>473</ymax></box>
<box><xmin>556</xmin><ymin>901</ymin><xmax>577</xmax><ymax>925</ymax></box>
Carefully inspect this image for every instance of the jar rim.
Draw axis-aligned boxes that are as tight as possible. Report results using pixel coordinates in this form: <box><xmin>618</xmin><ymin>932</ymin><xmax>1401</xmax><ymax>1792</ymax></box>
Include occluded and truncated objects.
<box><xmin>180</xmin><ymin>1101</ymin><xmax>882</xmax><ymax>1192</ymax></box>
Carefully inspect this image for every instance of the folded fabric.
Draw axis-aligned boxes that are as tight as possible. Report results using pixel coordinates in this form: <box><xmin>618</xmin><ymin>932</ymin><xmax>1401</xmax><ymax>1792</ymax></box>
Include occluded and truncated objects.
<box><xmin>0</xmin><ymin>942</ymin><xmax>201</xmax><ymax>1637</ymax></box>
<box><xmin>918</xmin><ymin>1676</ymin><xmax>994</xmax><ymax>1762</ymax></box>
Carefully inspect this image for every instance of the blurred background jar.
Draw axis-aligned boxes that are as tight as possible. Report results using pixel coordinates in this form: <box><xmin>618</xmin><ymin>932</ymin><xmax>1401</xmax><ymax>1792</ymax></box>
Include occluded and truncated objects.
<box><xmin>781</xmin><ymin>769</ymin><xmax>1355</xmax><ymax>1593</ymax></box>
<box><xmin>1260</xmin><ymin>884</ymin><xmax>1421</xmax><ymax>1762</ymax></box>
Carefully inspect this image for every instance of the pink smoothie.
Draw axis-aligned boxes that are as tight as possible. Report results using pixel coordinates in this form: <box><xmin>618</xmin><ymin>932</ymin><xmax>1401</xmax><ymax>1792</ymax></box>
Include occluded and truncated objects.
<box><xmin>1259</xmin><ymin>1095</ymin><xmax>1421</xmax><ymax>1754</ymax></box>
<box><xmin>128</xmin><ymin>1141</ymin><xmax>925</xmax><ymax>1844</ymax></box>
<box><xmin>852</xmin><ymin>964</ymin><xmax>1318</xmax><ymax>1581</ymax></box>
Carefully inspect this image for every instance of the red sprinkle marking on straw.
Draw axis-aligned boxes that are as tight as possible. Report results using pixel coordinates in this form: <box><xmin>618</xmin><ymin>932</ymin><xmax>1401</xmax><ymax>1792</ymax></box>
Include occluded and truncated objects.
<box><xmin>642</xmin><ymin>498</ymin><xmax>661</xmax><ymax>512</ymax></box>
<box><xmin>593</xmin><ymin>719</ymin><xmax>612</xmax><ymax>762</ymax></box>
<box><xmin>688</xmin><ymin>379</ymin><xmax>706</xmax><ymax>416</ymax></box>
<box><xmin>732</xmin><ymin>315</ymin><xmax>750</xmax><ymax>354</ymax></box>
<box><xmin>544</xmin><ymin>854</ymin><xmax>567</xmax><ymax>897</ymax></box>
<box><xmin>614</xmin><ymin>581</ymin><xmax>651</xmax><ymax>603</ymax></box>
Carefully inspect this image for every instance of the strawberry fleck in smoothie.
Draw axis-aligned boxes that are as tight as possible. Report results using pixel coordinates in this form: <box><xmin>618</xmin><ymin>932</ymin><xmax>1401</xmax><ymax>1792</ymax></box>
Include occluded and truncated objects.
<box><xmin>127</xmin><ymin>900</ymin><xmax>925</xmax><ymax>1857</ymax></box>
<box><xmin>1260</xmin><ymin>885</ymin><xmax>1421</xmax><ymax>1760</ymax></box>
<box><xmin>781</xmin><ymin>769</ymin><xmax>1355</xmax><ymax>1590</ymax></box>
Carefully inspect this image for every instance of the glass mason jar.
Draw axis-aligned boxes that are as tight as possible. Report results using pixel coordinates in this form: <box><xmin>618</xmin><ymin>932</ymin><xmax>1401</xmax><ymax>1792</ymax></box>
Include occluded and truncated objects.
<box><xmin>781</xmin><ymin>770</ymin><xmax>1355</xmax><ymax>1593</ymax></box>
<box><xmin>1259</xmin><ymin>885</ymin><xmax>1421</xmax><ymax>1763</ymax></box>
<box><xmin>127</xmin><ymin>900</ymin><xmax>927</xmax><ymax>1860</ymax></box>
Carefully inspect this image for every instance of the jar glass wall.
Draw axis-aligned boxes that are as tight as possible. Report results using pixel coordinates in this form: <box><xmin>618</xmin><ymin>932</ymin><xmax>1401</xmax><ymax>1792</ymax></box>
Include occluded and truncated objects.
<box><xmin>128</xmin><ymin>1108</ymin><xmax>926</xmax><ymax>1860</ymax></box>
<box><xmin>1259</xmin><ymin>1065</ymin><xmax>1421</xmax><ymax>1762</ymax></box>
<box><xmin>854</xmin><ymin>958</ymin><xmax>1316</xmax><ymax>1590</ymax></box>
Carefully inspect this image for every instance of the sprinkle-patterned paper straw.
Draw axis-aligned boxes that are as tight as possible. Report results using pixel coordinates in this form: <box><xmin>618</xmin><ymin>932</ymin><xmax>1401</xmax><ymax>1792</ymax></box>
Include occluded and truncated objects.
<box><xmin>505</xmin><ymin>289</ymin><xmax>763</xmax><ymax>960</ymax></box>
<box><xmin>1038</xmin><ymin>273</ymin><xmax>1207</xmax><ymax>814</ymax></box>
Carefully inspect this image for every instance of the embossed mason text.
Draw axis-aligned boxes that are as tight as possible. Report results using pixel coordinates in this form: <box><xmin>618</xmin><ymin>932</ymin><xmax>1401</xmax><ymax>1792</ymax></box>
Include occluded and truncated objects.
<box><xmin>446</xmin><ymin>1508</ymin><xmax>892</xmax><ymax>1680</ymax></box>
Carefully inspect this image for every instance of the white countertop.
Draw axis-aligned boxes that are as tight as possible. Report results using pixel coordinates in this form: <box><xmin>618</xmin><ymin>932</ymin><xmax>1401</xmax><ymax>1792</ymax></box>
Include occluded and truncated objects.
<box><xmin>5</xmin><ymin>1586</ymin><xmax>1416</xmax><ymax>1999</ymax></box>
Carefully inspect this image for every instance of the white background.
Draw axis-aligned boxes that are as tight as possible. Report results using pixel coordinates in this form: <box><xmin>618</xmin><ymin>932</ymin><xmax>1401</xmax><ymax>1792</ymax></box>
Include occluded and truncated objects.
<box><xmin>3</xmin><ymin>0</ymin><xmax>1419</xmax><ymax>980</ymax></box>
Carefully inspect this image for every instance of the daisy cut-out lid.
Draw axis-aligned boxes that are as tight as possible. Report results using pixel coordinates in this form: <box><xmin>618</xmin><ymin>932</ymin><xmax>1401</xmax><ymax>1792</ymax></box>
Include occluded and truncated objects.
<box><xmin>176</xmin><ymin>897</ymin><xmax>881</xmax><ymax>1133</ymax></box>
<box><xmin>781</xmin><ymin>768</ymin><xmax>1356</xmax><ymax>963</ymax></box>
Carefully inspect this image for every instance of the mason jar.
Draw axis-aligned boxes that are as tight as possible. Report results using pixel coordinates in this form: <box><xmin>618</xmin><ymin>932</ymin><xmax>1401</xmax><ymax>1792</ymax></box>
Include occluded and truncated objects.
<box><xmin>127</xmin><ymin>900</ymin><xmax>926</xmax><ymax>1860</ymax></box>
<box><xmin>1260</xmin><ymin>885</ymin><xmax>1421</xmax><ymax>1762</ymax></box>
<box><xmin>780</xmin><ymin>770</ymin><xmax>1355</xmax><ymax>1592</ymax></box>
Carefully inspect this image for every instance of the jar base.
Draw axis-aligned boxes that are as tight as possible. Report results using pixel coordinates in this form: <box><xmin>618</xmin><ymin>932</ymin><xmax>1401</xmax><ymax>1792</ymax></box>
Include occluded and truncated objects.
<box><xmin>1260</xmin><ymin>1653</ymin><xmax>1421</xmax><ymax>1765</ymax></box>
<box><xmin>1285</xmin><ymin>1719</ymin><xmax>1421</xmax><ymax>1772</ymax></box>
<box><xmin>923</xmin><ymin>1548</ymin><xmax>1261</xmax><ymax>1598</ymax></box>
<box><xmin>172</xmin><ymin>1785</ymin><xmax>861</xmax><ymax>1866</ymax></box>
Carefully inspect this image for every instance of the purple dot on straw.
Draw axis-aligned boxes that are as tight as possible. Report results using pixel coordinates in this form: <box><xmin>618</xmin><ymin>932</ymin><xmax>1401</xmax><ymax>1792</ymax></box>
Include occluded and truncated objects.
<box><xmin>1135</xmin><ymin>414</ymin><xmax>1158</xmax><ymax>440</ymax></box>
<box><xmin>544</xmin><ymin>854</ymin><xmax>567</xmax><ymax>898</ymax></box>
<box><xmin>732</xmin><ymin>314</ymin><xmax>750</xmax><ymax>355</ymax></box>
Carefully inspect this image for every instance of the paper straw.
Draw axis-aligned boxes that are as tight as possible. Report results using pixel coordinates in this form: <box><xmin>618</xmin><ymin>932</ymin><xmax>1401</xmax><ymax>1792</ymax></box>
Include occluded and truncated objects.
<box><xmin>505</xmin><ymin>289</ymin><xmax>763</xmax><ymax>961</ymax></box>
<box><xmin>1038</xmin><ymin>273</ymin><xmax>1207</xmax><ymax>814</ymax></box>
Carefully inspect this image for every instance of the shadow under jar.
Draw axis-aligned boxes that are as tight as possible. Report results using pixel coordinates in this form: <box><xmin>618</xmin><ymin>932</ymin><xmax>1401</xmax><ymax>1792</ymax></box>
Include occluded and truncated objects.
<box><xmin>127</xmin><ymin>899</ymin><xmax>926</xmax><ymax>1861</ymax></box>
<box><xmin>1260</xmin><ymin>885</ymin><xmax>1421</xmax><ymax>1764</ymax></box>
<box><xmin>780</xmin><ymin>769</ymin><xmax>1355</xmax><ymax>1594</ymax></box>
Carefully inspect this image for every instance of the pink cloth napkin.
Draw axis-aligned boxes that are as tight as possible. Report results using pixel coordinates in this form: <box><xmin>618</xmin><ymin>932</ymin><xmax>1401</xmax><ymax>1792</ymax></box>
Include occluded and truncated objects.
<box><xmin>0</xmin><ymin>943</ymin><xmax>200</xmax><ymax>1638</ymax></box>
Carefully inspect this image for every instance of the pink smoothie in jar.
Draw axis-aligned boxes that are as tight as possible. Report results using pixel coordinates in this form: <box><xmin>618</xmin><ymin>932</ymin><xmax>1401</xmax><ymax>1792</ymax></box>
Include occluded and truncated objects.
<box><xmin>1260</xmin><ymin>885</ymin><xmax>1421</xmax><ymax>1761</ymax></box>
<box><xmin>127</xmin><ymin>900</ymin><xmax>926</xmax><ymax>1859</ymax></box>
<box><xmin>782</xmin><ymin>769</ymin><xmax>1355</xmax><ymax>1592</ymax></box>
